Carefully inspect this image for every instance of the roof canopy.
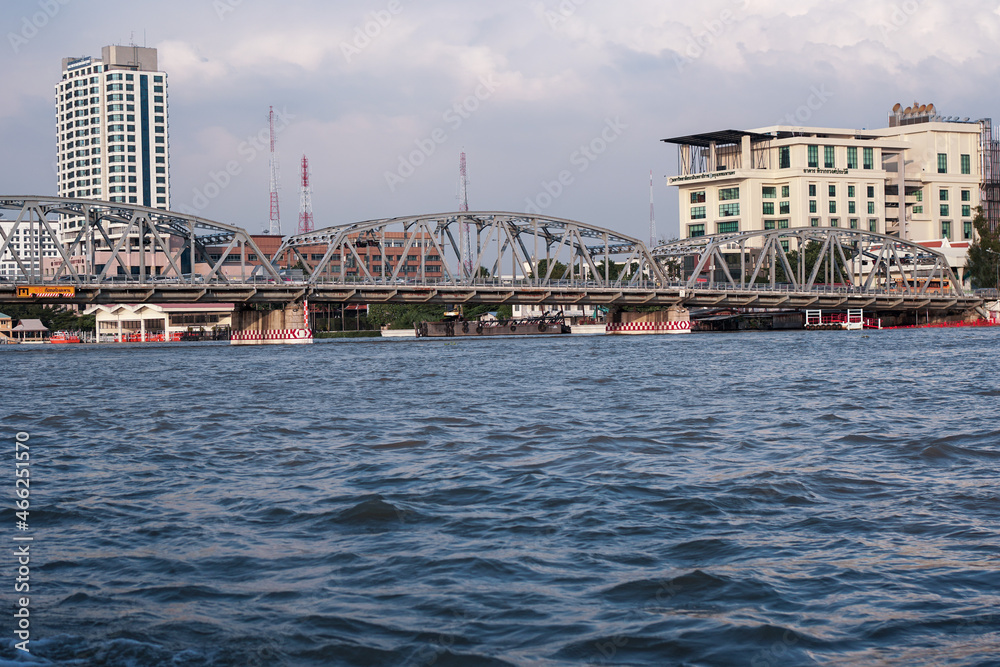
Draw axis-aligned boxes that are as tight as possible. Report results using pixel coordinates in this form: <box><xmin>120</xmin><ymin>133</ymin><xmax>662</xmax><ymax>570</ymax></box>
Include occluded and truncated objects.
<box><xmin>13</xmin><ymin>319</ymin><xmax>49</xmax><ymax>332</ymax></box>
<box><xmin>662</xmin><ymin>129</ymin><xmax>773</xmax><ymax>147</ymax></box>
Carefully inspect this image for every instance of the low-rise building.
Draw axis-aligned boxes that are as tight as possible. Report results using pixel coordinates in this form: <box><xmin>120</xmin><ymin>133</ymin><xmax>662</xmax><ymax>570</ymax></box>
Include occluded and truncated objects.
<box><xmin>85</xmin><ymin>303</ymin><xmax>234</xmax><ymax>342</ymax></box>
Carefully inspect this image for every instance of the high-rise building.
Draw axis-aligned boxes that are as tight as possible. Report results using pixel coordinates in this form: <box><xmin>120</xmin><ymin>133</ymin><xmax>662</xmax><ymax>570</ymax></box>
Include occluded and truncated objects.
<box><xmin>55</xmin><ymin>45</ymin><xmax>170</xmax><ymax>244</ymax></box>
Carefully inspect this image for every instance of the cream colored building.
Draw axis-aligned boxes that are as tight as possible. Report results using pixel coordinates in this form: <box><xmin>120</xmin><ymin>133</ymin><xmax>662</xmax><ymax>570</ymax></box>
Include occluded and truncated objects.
<box><xmin>85</xmin><ymin>303</ymin><xmax>233</xmax><ymax>342</ymax></box>
<box><xmin>666</xmin><ymin>107</ymin><xmax>987</xmax><ymax>248</ymax></box>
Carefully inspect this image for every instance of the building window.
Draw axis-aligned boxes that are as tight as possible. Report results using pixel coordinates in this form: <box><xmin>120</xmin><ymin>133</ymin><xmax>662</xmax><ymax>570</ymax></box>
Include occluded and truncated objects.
<box><xmin>764</xmin><ymin>220</ymin><xmax>775</xmax><ymax>230</ymax></box>
<box><xmin>689</xmin><ymin>224</ymin><xmax>705</xmax><ymax>237</ymax></box>
<box><xmin>719</xmin><ymin>187</ymin><xmax>739</xmax><ymax>200</ymax></box>
<box><xmin>849</xmin><ymin>218</ymin><xmax>858</xmax><ymax>229</ymax></box>
<box><xmin>849</xmin><ymin>201</ymin><xmax>856</xmax><ymax>214</ymax></box>
<box><xmin>690</xmin><ymin>190</ymin><xmax>706</xmax><ymax>203</ymax></box>
<box><xmin>690</xmin><ymin>206</ymin><xmax>706</xmax><ymax>220</ymax></box>
<box><xmin>829</xmin><ymin>201</ymin><xmax>837</xmax><ymax>213</ymax></box>
<box><xmin>762</xmin><ymin>186</ymin><xmax>776</xmax><ymax>199</ymax></box>
<box><xmin>824</xmin><ymin>146</ymin><xmax>835</xmax><ymax>168</ymax></box>
<box><xmin>961</xmin><ymin>154</ymin><xmax>971</xmax><ymax>175</ymax></box>
<box><xmin>868</xmin><ymin>201</ymin><xmax>876</xmax><ymax>214</ymax></box>
<box><xmin>867</xmin><ymin>185</ymin><xmax>875</xmax><ymax>198</ymax></box>
<box><xmin>913</xmin><ymin>205</ymin><xmax>923</xmax><ymax>214</ymax></box>
<box><xmin>940</xmin><ymin>189</ymin><xmax>949</xmax><ymax>201</ymax></box>
<box><xmin>780</xmin><ymin>240</ymin><xmax>790</xmax><ymax>251</ymax></box>
<box><xmin>779</xmin><ymin>147</ymin><xmax>790</xmax><ymax>169</ymax></box>
<box><xmin>847</xmin><ymin>185</ymin><xmax>855</xmax><ymax>198</ymax></box>
<box><xmin>828</xmin><ymin>184</ymin><xmax>836</xmax><ymax>197</ymax></box>
<box><xmin>869</xmin><ymin>219</ymin><xmax>878</xmax><ymax>232</ymax></box>
<box><xmin>961</xmin><ymin>189</ymin><xmax>971</xmax><ymax>202</ymax></box>
<box><xmin>809</xmin><ymin>200</ymin><xmax>817</xmax><ymax>213</ymax></box>
<box><xmin>964</xmin><ymin>221</ymin><xmax>973</xmax><ymax>239</ymax></box>
<box><xmin>942</xmin><ymin>220</ymin><xmax>951</xmax><ymax>239</ymax></box>
<box><xmin>914</xmin><ymin>189</ymin><xmax>923</xmax><ymax>202</ymax></box>
<box><xmin>937</xmin><ymin>153</ymin><xmax>947</xmax><ymax>173</ymax></box>
<box><xmin>962</xmin><ymin>205</ymin><xmax>971</xmax><ymax>217</ymax></box>
<box><xmin>779</xmin><ymin>201</ymin><xmax>790</xmax><ymax>214</ymax></box>
<box><xmin>719</xmin><ymin>203</ymin><xmax>740</xmax><ymax>217</ymax></box>
<box><xmin>940</xmin><ymin>204</ymin><xmax>949</xmax><ymax>216</ymax></box>
<box><xmin>762</xmin><ymin>202</ymin><xmax>774</xmax><ymax>215</ymax></box>
<box><xmin>777</xmin><ymin>219</ymin><xmax>789</xmax><ymax>229</ymax></box>
<box><xmin>781</xmin><ymin>185</ymin><xmax>789</xmax><ymax>198</ymax></box>
<box><xmin>863</xmin><ymin>147</ymin><xmax>874</xmax><ymax>169</ymax></box>
<box><xmin>811</xmin><ymin>218</ymin><xmax>820</xmax><ymax>227</ymax></box>
<box><xmin>809</xmin><ymin>184</ymin><xmax>816</xmax><ymax>197</ymax></box>
<box><xmin>717</xmin><ymin>221</ymin><xmax>738</xmax><ymax>234</ymax></box>
<box><xmin>847</xmin><ymin>146</ymin><xmax>858</xmax><ymax>169</ymax></box>
<box><xmin>808</xmin><ymin>145</ymin><xmax>819</xmax><ymax>168</ymax></box>
<box><xmin>830</xmin><ymin>218</ymin><xmax>839</xmax><ymax>227</ymax></box>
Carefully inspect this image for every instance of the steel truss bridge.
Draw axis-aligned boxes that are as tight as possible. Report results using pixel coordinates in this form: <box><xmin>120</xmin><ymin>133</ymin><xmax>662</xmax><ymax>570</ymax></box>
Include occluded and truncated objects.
<box><xmin>0</xmin><ymin>197</ymin><xmax>984</xmax><ymax>313</ymax></box>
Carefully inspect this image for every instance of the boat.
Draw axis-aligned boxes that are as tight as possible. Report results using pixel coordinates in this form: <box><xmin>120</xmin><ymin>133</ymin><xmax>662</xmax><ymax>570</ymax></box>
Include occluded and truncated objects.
<box><xmin>49</xmin><ymin>331</ymin><xmax>82</xmax><ymax>344</ymax></box>
<box><xmin>416</xmin><ymin>314</ymin><xmax>569</xmax><ymax>338</ymax></box>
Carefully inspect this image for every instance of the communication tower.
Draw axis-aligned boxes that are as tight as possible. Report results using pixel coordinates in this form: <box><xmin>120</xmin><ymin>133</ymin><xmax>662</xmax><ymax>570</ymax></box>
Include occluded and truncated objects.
<box><xmin>267</xmin><ymin>106</ymin><xmax>281</xmax><ymax>235</ymax></box>
<box><xmin>298</xmin><ymin>155</ymin><xmax>313</xmax><ymax>235</ymax></box>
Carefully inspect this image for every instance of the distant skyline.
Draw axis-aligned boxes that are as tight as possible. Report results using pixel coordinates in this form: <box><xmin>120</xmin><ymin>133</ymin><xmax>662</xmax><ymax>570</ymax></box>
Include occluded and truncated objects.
<box><xmin>3</xmin><ymin>0</ymin><xmax>1000</xmax><ymax>241</ymax></box>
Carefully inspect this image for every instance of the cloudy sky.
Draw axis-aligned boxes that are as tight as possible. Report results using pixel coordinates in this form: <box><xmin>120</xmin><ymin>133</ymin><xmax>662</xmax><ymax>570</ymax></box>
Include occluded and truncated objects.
<box><xmin>2</xmin><ymin>0</ymin><xmax>1000</xmax><ymax>241</ymax></box>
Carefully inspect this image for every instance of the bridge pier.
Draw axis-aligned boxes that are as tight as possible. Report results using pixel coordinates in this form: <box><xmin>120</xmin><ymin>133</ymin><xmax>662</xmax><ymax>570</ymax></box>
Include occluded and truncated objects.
<box><xmin>230</xmin><ymin>301</ymin><xmax>313</xmax><ymax>345</ymax></box>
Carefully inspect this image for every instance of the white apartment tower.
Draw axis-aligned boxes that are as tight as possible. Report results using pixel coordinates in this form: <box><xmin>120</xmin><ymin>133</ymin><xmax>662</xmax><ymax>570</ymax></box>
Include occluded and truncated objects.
<box><xmin>55</xmin><ymin>45</ymin><xmax>170</xmax><ymax>243</ymax></box>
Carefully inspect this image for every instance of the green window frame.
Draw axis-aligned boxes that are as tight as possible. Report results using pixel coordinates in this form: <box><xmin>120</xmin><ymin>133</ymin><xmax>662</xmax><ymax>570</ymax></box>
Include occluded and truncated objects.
<box><xmin>762</xmin><ymin>202</ymin><xmax>774</xmax><ymax>215</ymax></box>
<box><xmin>937</xmin><ymin>153</ymin><xmax>947</xmax><ymax>173</ymax></box>
<box><xmin>779</xmin><ymin>201</ymin><xmax>790</xmax><ymax>214</ymax></box>
<box><xmin>829</xmin><ymin>184</ymin><xmax>836</xmax><ymax>197</ymax></box>
<box><xmin>762</xmin><ymin>186</ymin><xmax>776</xmax><ymax>199</ymax></box>
<box><xmin>688</xmin><ymin>224</ymin><xmax>705</xmax><ymax>238</ymax></box>
<box><xmin>809</xmin><ymin>184</ymin><xmax>816</xmax><ymax>197</ymax></box>
<box><xmin>942</xmin><ymin>220</ymin><xmax>951</xmax><ymax>239</ymax></box>
<box><xmin>830</xmin><ymin>218</ymin><xmax>839</xmax><ymax>227</ymax></box>
<box><xmin>824</xmin><ymin>146</ymin><xmax>835</xmax><ymax>168</ymax></box>
<box><xmin>964</xmin><ymin>221</ymin><xmax>973</xmax><ymax>239</ymax></box>
<box><xmin>940</xmin><ymin>204</ymin><xmax>949</xmax><ymax>216</ymax></box>
<box><xmin>961</xmin><ymin>189</ymin><xmax>971</xmax><ymax>202</ymax></box>
<box><xmin>779</xmin><ymin>147</ymin><xmax>790</xmax><ymax>169</ymax></box>
<box><xmin>868</xmin><ymin>201</ymin><xmax>876</xmax><ymax>214</ymax></box>
<box><xmin>848</xmin><ymin>185</ymin><xmax>855</xmax><ymax>198</ymax></box>
<box><xmin>847</xmin><ymin>147</ymin><xmax>858</xmax><ymax>169</ymax></box>
<box><xmin>848</xmin><ymin>201</ymin><xmax>856</xmax><ymax>214</ymax></box>
<box><xmin>690</xmin><ymin>206</ymin><xmax>706</xmax><ymax>220</ymax></box>
<box><xmin>764</xmin><ymin>220</ymin><xmax>776</xmax><ymax>230</ymax></box>
<box><xmin>719</xmin><ymin>187</ymin><xmax>740</xmax><ymax>201</ymax></box>
<box><xmin>913</xmin><ymin>205</ymin><xmax>923</xmax><ymax>214</ymax></box>
<box><xmin>962</xmin><ymin>205</ymin><xmax>971</xmax><ymax>217</ymax></box>
<box><xmin>961</xmin><ymin>154</ymin><xmax>971</xmax><ymax>175</ymax></box>
<box><xmin>777</xmin><ymin>219</ymin><xmax>789</xmax><ymax>229</ymax></box>
<box><xmin>829</xmin><ymin>201</ymin><xmax>837</xmax><ymax>213</ymax></box>
<box><xmin>914</xmin><ymin>189</ymin><xmax>922</xmax><ymax>202</ymax></box>
<box><xmin>717</xmin><ymin>221</ymin><xmax>738</xmax><ymax>234</ymax></box>
<box><xmin>690</xmin><ymin>190</ymin><xmax>706</xmax><ymax>203</ymax></box>
<box><xmin>863</xmin><ymin>147</ymin><xmax>874</xmax><ymax>169</ymax></box>
<box><xmin>867</xmin><ymin>185</ymin><xmax>875</xmax><ymax>198</ymax></box>
<box><xmin>868</xmin><ymin>219</ymin><xmax>878</xmax><ymax>232</ymax></box>
<box><xmin>939</xmin><ymin>189</ymin><xmax>949</xmax><ymax>201</ymax></box>
<box><xmin>809</xmin><ymin>200</ymin><xmax>817</xmax><ymax>213</ymax></box>
<box><xmin>808</xmin><ymin>145</ymin><xmax>819</xmax><ymax>168</ymax></box>
<box><xmin>719</xmin><ymin>202</ymin><xmax>740</xmax><ymax>217</ymax></box>
<box><xmin>850</xmin><ymin>218</ymin><xmax>859</xmax><ymax>229</ymax></box>
<box><xmin>781</xmin><ymin>185</ymin><xmax>789</xmax><ymax>198</ymax></box>
<box><xmin>810</xmin><ymin>218</ymin><xmax>820</xmax><ymax>227</ymax></box>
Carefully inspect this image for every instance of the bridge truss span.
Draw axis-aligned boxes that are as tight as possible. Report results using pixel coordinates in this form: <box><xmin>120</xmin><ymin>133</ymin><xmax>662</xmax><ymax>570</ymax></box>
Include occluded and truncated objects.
<box><xmin>653</xmin><ymin>227</ymin><xmax>965</xmax><ymax>297</ymax></box>
<box><xmin>0</xmin><ymin>196</ymin><xmax>281</xmax><ymax>285</ymax></box>
<box><xmin>271</xmin><ymin>211</ymin><xmax>666</xmax><ymax>288</ymax></box>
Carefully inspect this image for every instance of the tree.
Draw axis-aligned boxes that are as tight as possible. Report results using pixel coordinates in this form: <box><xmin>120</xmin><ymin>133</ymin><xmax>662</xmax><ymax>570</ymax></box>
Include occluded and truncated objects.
<box><xmin>530</xmin><ymin>259</ymin><xmax>567</xmax><ymax>280</ymax></box>
<box><xmin>965</xmin><ymin>207</ymin><xmax>1000</xmax><ymax>288</ymax></box>
<box><xmin>1</xmin><ymin>304</ymin><xmax>94</xmax><ymax>332</ymax></box>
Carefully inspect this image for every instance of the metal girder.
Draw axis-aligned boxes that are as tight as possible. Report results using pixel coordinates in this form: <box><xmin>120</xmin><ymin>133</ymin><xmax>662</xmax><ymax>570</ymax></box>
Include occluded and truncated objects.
<box><xmin>0</xmin><ymin>196</ymin><xmax>281</xmax><ymax>285</ymax></box>
<box><xmin>270</xmin><ymin>211</ymin><xmax>666</xmax><ymax>289</ymax></box>
<box><xmin>653</xmin><ymin>226</ymin><xmax>964</xmax><ymax>298</ymax></box>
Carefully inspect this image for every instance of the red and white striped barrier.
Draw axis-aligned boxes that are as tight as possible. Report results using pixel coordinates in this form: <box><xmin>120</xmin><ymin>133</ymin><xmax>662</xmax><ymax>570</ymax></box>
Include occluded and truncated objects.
<box><xmin>606</xmin><ymin>321</ymin><xmax>692</xmax><ymax>335</ymax></box>
<box><xmin>230</xmin><ymin>328</ymin><xmax>313</xmax><ymax>344</ymax></box>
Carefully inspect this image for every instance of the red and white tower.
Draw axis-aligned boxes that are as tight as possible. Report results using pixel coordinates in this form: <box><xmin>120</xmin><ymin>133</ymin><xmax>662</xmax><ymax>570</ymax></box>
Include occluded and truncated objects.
<box><xmin>267</xmin><ymin>106</ymin><xmax>281</xmax><ymax>235</ymax></box>
<box><xmin>298</xmin><ymin>155</ymin><xmax>313</xmax><ymax>235</ymax></box>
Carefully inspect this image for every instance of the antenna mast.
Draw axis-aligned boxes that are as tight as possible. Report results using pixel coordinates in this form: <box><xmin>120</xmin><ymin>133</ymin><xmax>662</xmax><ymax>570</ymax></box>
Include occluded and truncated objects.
<box><xmin>459</xmin><ymin>152</ymin><xmax>472</xmax><ymax>276</ymax></box>
<box><xmin>649</xmin><ymin>169</ymin><xmax>656</xmax><ymax>247</ymax></box>
<box><xmin>298</xmin><ymin>155</ymin><xmax>313</xmax><ymax>235</ymax></box>
<box><xmin>267</xmin><ymin>106</ymin><xmax>281</xmax><ymax>235</ymax></box>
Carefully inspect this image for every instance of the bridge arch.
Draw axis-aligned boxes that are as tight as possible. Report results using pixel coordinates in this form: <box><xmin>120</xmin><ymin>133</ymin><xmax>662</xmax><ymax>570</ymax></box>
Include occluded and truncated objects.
<box><xmin>0</xmin><ymin>196</ymin><xmax>280</xmax><ymax>283</ymax></box>
<box><xmin>272</xmin><ymin>211</ymin><xmax>666</xmax><ymax>287</ymax></box>
<box><xmin>652</xmin><ymin>227</ymin><xmax>965</xmax><ymax>297</ymax></box>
